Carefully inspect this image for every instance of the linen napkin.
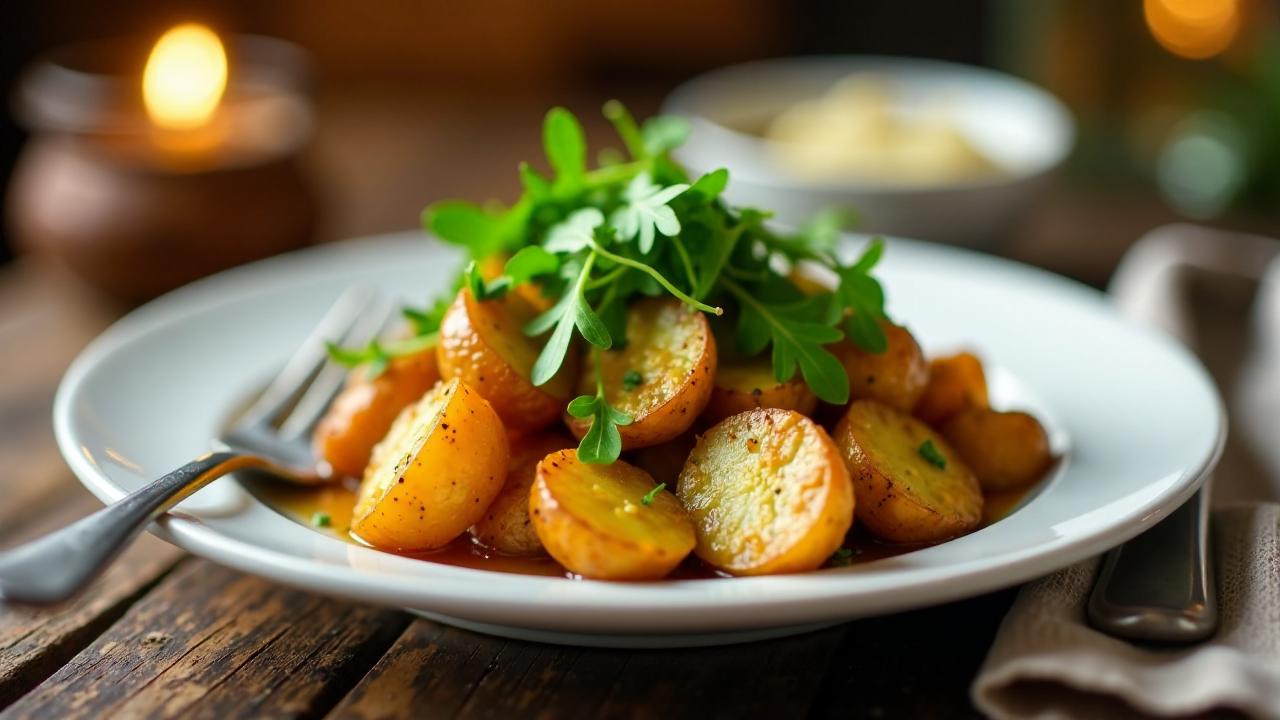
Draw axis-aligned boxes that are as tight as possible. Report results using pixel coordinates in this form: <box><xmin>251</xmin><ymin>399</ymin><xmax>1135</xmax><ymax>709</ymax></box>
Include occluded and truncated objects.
<box><xmin>972</xmin><ymin>503</ymin><xmax>1280</xmax><ymax>719</ymax></box>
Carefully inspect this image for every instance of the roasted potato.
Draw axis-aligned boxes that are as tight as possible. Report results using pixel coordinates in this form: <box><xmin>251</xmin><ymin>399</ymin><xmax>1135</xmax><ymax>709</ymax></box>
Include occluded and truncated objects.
<box><xmin>678</xmin><ymin>408</ymin><xmax>853</xmax><ymax>575</ymax></box>
<box><xmin>470</xmin><ymin>431</ymin><xmax>573</xmax><ymax>555</ymax></box>
<box><xmin>352</xmin><ymin>378</ymin><xmax>509</xmax><ymax>551</ymax></box>
<box><xmin>567</xmin><ymin>298</ymin><xmax>716</xmax><ymax>449</ymax></box>
<box><xmin>942</xmin><ymin>409</ymin><xmax>1051</xmax><ymax>492</ymax></box>
<box><xmin>530</xmin><ymin>450</ymin><xmax>695</xmax><ymax>580</ymax></box>
<box><xmin>833</xmin><ymin>400</ymin><xmax>982</xmax><ymax>543</ymax></box>
<box><xmin>913</xmin><ymin>352</ymin><xmax>989</xmax><ymax>426</ymax></box>
<box><xmin>701</xmin><ymin>359</ymin><xmax>818</xmax><ymax>426</ymax></box>
<box><xmin>437</xmin><ymin>288</ymin><xmax>576</xmax><ymax>432</ymax></box>
<box><xmin>312</xmin><ymin>349</ymin><xmax>441</xmax><ymax>479</ymax></box>
<box><xmin>828</xmin><ymin>321</ymin><xmax>929</xmax><ymax>412</ymax></box>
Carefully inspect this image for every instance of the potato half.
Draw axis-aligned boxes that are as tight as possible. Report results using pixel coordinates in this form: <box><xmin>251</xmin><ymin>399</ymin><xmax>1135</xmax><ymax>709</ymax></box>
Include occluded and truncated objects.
<box><xmin>352</xmin><ymin>378</ymin><xmax>509</xmax><ymax>551</ymax></box>
<box><xmin>567</xmin><ymin>298</ymin><xmax>716</xmax><ymax>449</ymax></box>
<box><xmin>437</xmin><ymin>288</ymin><xmax>575</xmax><ymax>432</ymax></box>
<box><xmin>470</xmin><ymin>431</ymin><xmax>574</xmax><ymax>555</ymax></box>
<box><xmin>942</xmin><ymin>409</ymin><xmax>1051</xmax><ymax>492</ymax></box>
<box><xmin>913</xmin><ymin>352</ymin><xmax>988</xmax><ymax>426</ymax></box>
<box><xmin>530</xmin><ymin>450</ymin><xmax>695</xmax><ymax>580</ymax></box>
<box><xmin>312</xmin><ymin>349</ymin><xmax>440</xmax><ymax>479</ymax></box>
<box><xmin>678</xmin><ymin>408</ymin><xmax>853</xmax><ymax>576</ymax></box>
<box><xmin>829</xmin><ymin>321</ymin><xmax>929</xmax><ymax>412</ymax></box>
<box><xmin>701</xmin><ymin>358</ymin><xmax>818</xmax><ymax>426</ymax></box>
<box><xmin>833</xmin><ymin>400</ymin><xmax>982</xmax><ymax>543</ymax></box>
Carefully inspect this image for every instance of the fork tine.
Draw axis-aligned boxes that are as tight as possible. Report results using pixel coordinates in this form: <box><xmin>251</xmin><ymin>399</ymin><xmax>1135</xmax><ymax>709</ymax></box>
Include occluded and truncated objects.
<box><xmin>239</xmin><ymin>286</ymin><xmax>377</xmax><ymax>429</ymax></box>
<box><xmin>276</xmin><ymin>297</ymin><xmax>398</xmax><ymax>440</ymax></box>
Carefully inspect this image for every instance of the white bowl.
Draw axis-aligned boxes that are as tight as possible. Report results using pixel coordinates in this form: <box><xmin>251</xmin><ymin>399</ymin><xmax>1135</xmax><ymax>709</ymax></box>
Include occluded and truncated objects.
<box><xmin>53</xmin><ymin>232</ymin><xmax>1222</xmax><ymax>647</ymax></box>
<box><xmin>663</xmin><ymin>56</ymin><xmax>1076</xmax><ymax>247</ymax></box>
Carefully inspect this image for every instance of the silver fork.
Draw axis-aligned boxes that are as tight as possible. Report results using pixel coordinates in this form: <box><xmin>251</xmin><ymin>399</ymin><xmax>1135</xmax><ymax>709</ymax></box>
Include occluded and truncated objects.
<box><xmin>0</xmin><ymin>287</ymin><xmax>393</xmax><ymax>605</ymax></box>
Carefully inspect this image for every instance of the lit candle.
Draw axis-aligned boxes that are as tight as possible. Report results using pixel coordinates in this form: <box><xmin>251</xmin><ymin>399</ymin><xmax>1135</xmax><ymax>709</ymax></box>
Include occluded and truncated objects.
<box><xmin>142</xmin><ymin>24</ymin><xmax>230</xmax><ymax>157</ymax></box>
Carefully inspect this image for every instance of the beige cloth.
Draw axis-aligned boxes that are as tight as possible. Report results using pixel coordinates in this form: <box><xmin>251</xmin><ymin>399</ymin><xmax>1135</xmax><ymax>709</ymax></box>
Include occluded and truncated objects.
<box><xmin>973</xmin><ymin>504</ymin><xmax>1280</xmax><ymax>719</ymax></box>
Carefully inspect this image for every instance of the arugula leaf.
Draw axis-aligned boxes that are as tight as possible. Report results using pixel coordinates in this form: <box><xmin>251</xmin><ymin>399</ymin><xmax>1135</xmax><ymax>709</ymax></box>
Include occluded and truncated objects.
<box><xmin>545</xmin><ymin>208</ymin><xmax>604</xmax><ymax>253</ymax></box>
<box><xmin>528</xmin><ymin>254</ymin><xmax>611</xmax><ymax>385</ymax></box>
<box><xmin>518</xmin><ymin>161</ymin><xmax>552</xmax><ymax>199</ymax></box>
<box><xmin>504</xmin><ymin>246</ymin><xmax>559</xmax><ymax>284</ymax></box>
<box><xmin>325</xmin><ymin>333</ymin><xmax>437</xmax><ymax>379</ymax></box>
<box><xmin>466</xmin><ymin>261</ymin><xmax>509</xmax><ymax>301</ymax></box>
<box><xmin>641</xmin><ymin>116</ymin><xmax>691</xmax><ymax>155</ymax></box>
<box><xmin>568</xmin><ymin>392</ymin><xmax>633</xmax><ymax>464</ymax></box>
<box><xmin>726</xmin><ymin>278</ymin><xmax>849</xmax><ymax>404</ymax></box>
<box><xmin>423</xmin><ymin>201</ymin><xmax>504</xmax><ymax>259</ymax></box>
<box><xmin>833</xmin><ymin>238</ymin><xmax>888</xmax><ymax>353</ymax></box>
<box><xmin>685</xmin><ymin>168</ymin><xmax>729</xmax><ymax>204</ymax></box>
<box><xmin>610</xmin><ymin>173</ymin><xmax>689</xmax><ymax>253</ymax></box>
<box><xmin>543</xmin><ymin>107</ymin><xmax>586</xmax><ymax>187</ymax></box>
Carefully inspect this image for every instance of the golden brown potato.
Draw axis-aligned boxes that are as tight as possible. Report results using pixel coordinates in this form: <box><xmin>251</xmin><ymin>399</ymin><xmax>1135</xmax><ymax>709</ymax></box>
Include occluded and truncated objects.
<box><xmin>678</xmin><ymin>408</ymin><xmax>853</xmax><ymax>575</ymax></box>
<box><xmin>352</xmin><ymin>378</ymin><xmax>509</xmax><ymax>551</ymax></box>
<box><xmin>701</xmin><ymin>359</ymin><xmax>819</xmax><ymax>426</ymax></box>
<box><xmin>477</xmin><ymin>254</ymin><xmax>555</xmax><ymax>313</ymax></box>
<box><xmin>530</xmin><ymin>450</ymin><xmax>695</xmax><ymax>580</ymax></box>
<box><xmin>828</xmin><ymin>321</ymin><xmax>929</xmax><ymax>412</ymax></box>
<box><xmin>312</xmin><ymin>349</ymin><xmax>440</xmax><ymax>479</ymax></box>
<box><xmin>833</xmin><ymin>400</ymin><xmax>982</xmax><ymax>543</ymax></box>
<box><xmin>437</xmin><ymin>288</ymin><xmax>575</xmax><ymax>432</ymax></box>
<box><xmin>470</xmin><ymin>431</ymin><xmax>573</xmax><ymax>555</ymax></box>
<box><xmin>914</xmin><ymin>352</ymin><xmax>989</xmax><ymax>426</ymax></box>
<box><xmin>567</xmin><ymin>298</ymin><xmax>716</xmax><ymax>449</ymax></box>
<box><xmin>942</xmin><ymin>409</ymin><xmax>1051</xmax><ymax>492</ymax></box>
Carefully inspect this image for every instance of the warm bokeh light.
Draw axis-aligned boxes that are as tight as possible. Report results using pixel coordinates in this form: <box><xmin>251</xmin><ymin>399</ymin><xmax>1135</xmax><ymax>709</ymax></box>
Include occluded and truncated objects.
<box><xmin>1144</xmin><ymin>0</ymin><xmax>1240</xmax><ymax>60</ymax></box>
<box><xmin>142</xmin><ymin>24</ymin><xmax>228</xmax><ymax>130</ymax></box>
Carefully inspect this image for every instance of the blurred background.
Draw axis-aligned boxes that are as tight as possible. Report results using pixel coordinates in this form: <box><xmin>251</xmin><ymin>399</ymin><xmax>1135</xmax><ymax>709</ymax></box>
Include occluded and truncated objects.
<box><xmin>1</xmin><ymin>0</ymin><xmax>1278</xmax><ymax>292</ymax></box>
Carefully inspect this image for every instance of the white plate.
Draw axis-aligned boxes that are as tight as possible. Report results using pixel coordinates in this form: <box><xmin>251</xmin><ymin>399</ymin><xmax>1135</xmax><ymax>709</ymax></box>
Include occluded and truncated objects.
<box><xmin>54</xmin><ymin>232</ymin><xmax>1224</xmax><ymax>647</ymax></box>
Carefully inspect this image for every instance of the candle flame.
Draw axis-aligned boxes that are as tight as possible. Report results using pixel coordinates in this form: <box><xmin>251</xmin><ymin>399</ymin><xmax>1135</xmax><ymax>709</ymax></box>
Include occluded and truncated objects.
<box><xmin>143</xmin><ymin>24</ymin><xmax>228</xmax><ymax>130</ymax></box>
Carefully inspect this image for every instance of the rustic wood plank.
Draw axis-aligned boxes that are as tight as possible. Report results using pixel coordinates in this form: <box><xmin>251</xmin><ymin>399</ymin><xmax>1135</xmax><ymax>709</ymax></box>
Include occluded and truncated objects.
<box><xmin>808</xmin><ymin>590</ymin><xmax>1018</xmax><ymax>720</ymax></box>
<box><xmin>329</xmin><ymin>618</ymin><xmax>848</xmax><ymax>720</ymax></box>
<box><xmin>0</xmin><ymin>559</ymin><xmax>410</xmax><ymax>720</ymax></box>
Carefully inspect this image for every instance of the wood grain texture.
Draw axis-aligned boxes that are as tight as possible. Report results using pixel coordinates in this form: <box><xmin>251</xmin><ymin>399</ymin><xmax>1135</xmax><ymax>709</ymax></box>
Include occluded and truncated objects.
<box><xmin>0</xmin><ymin>560</ymin><xmax>410</xmax><ymax>720</ymax></box>
<box><xmin>329</xmin><ymin>619</ymin><xmax>848</xmax><ymax>720</ymax></box>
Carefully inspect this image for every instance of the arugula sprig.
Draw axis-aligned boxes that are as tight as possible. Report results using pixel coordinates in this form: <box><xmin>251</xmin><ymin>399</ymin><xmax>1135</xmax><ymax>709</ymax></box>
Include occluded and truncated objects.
<box><xmin>414</xmin><ymin>102</ymin><xmax>892</xmax><ymax>463</ymax></box>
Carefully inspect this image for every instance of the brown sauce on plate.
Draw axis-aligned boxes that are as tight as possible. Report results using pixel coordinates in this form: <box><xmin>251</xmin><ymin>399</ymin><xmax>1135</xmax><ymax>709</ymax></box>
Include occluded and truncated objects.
<box><xmin>248</xmin><ymin>477</ymin><xmax>1034</xmax><ymax>580</ymax></box>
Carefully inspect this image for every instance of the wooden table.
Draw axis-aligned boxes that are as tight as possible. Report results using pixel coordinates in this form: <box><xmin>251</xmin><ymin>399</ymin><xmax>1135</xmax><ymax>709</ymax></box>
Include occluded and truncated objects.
<box><xmin>3</xmin><ymin>94</ymin><xmax>1275</xmax><ymax>717</ymax></box>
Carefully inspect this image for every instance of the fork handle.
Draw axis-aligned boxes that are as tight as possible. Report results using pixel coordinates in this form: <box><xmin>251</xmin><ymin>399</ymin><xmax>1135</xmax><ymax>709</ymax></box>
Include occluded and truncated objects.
<box><xmin>1087</xmin><ymin>488</ymin><xmax>1217</xmax><ymax>642</ymax></box>
<box><xmin>0</xmin><ymin>451</ymin><xmax>257</xmax><ymax>605</ymax></box>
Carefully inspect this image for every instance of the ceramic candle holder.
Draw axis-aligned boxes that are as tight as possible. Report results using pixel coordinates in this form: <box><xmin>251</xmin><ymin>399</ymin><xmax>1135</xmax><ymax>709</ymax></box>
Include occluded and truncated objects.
<box><xmin>7</xmin><ymin>34</ymin><xmax>318</xmax><ymax>303</ymax></box>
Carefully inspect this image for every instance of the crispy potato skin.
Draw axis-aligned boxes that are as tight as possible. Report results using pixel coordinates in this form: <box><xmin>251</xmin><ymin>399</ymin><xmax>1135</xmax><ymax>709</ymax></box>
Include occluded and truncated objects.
<box><xmin>470</xmin><ymin>432</ymin><xmax>573</xmax><ymax>555</ymax></box>
<box><xmin>942</xmin><ymin>409</ymin><xmax>1051</xmax><ymax>492</ymax></box>
<box><xmin>567</xmin><ymin>298</ymin><xmax>716</xmax><ymax>449</ymax></box>
<box><xmin>914</xmin><ymin>353</ymin><xmax>989</xmax><ymax>426</ymax></box>
<box><xmin>530</xmin><ymin>450</ymin><xmax>695</xmax><ymax>580</ymax></box>
<box><xmin>701</xmin><ymin>359</ymin><xmax>818</xmax><ymax>426</ymax></box>
<box><xmin>829</xmin><ymin>321</ymin><xmax>929</xmax><ymax>412</ymax></box>
<box><xmin>437</xmin><ymin>288</ymin><xmax>575</xmax><ymax>432</ymax></box>
<box><xmin>352</xmin><ymin>379</ymin><xmax>509</xmax><ymax>551</ymax></box>
<box><xmin>312</xmin><ymin>350</ymin><xmax>440</xmax><ymax>479</ymax></box>
<box><xmin>833</xmin><ymin>400</ymin><xmax>982</xmax><ymax>543</ymax></box>
<box><xmin>678</xmin><ymin>409</ymin><xmax>853</xmax><ymax>575</ymax></box>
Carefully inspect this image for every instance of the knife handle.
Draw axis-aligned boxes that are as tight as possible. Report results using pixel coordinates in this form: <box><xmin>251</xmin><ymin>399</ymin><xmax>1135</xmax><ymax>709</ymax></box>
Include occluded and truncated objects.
<box><xmin>1086</xmin><ymin>488</ymin><xmax>1217</xmax><ymax>643</ymax></box>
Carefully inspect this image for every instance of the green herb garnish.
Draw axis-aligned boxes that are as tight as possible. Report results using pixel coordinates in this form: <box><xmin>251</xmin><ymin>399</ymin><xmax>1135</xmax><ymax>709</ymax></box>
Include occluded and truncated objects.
<box><xmin>640</xmin><ymin>483</ymin><xmax>667</xmax><ymax>506</ymax></box>
<box><xmin>333</xmin><ymin>101</ymin><xmax>891</xmax><ymax>464</ymax></box>
<box><xmin>918</xmin><ymin>439</ymin><xmax>947</xmax><ymax>469</ymax></box>
<box><xmin>622</xmin><ymin>370</ymin><xmax>643</xmax><ymax>391</ymax></box>
<box><xmin>829</xmin><ymin>547</ymin><xmax>857</xmax><ymax>567</ymax></box>
<box><xmin>311</xmin><ymin>512</ymin><xmax>332</xmax><ymax>528</ymax></box>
